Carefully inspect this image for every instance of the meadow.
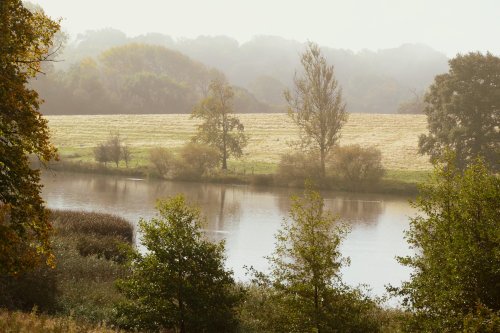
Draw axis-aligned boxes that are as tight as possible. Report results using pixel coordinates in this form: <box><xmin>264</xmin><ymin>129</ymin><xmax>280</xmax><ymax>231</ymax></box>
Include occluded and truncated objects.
<box><xmin>46</xmin><ymin>113</ymin><xmax>431</xmax><ymax>174</ymax></box>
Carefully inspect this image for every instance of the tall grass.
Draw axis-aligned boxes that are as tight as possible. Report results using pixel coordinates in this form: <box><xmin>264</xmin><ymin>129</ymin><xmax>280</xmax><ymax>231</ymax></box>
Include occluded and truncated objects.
<box><xmin>51</xmin><ymin>210</ymin><xmax>134</xmax><ymax>243</ymax></box>
<box><xmin>0</xmin><ymin>310</ymin><xmax>123</xmax><ymax>333</ymax></box>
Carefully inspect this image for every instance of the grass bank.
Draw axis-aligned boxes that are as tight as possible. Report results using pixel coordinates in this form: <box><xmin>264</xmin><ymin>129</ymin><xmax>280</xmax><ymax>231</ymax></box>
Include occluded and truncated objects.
<box><xmin>48</xmin><ymin>158</ymin><xmax>426</xmax><ymax>195</ymax></box>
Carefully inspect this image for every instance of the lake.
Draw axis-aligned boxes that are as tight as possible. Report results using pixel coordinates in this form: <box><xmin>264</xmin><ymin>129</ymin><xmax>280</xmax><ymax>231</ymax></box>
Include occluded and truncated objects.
<box><xmin>41</xmin><ymin>172</ymin><xmax>415</xmax><ymax>299</ymax></box>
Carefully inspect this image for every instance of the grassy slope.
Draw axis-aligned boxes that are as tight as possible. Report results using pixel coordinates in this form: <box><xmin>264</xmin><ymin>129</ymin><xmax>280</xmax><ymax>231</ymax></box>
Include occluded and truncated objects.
<box><xmin>46</xmin><ymin>113</ymin><xmax>431</xmax><ymax>183</ymax></box>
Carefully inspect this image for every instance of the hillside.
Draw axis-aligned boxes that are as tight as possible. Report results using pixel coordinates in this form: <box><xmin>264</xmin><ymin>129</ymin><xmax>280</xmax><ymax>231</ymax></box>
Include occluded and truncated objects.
<box><xmin>51</xmin><ymin>29</ymin><xmax>449</xmax><ymax>114</ymax></box>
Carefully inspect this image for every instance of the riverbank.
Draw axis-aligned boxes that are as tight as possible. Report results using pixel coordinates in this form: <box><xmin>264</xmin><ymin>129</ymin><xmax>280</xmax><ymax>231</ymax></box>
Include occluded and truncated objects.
<box><xmin>47</xmin><ymin>158</ymin><xmax>426</xmax><ymax>195</ymax></box>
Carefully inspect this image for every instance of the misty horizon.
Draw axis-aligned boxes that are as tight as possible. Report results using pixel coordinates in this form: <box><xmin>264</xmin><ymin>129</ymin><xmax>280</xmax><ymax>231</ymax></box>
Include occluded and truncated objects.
<box><xmin>32</xmin><ymin>0</ymin><xmax>500</xmax><ymax>57</ymax></box>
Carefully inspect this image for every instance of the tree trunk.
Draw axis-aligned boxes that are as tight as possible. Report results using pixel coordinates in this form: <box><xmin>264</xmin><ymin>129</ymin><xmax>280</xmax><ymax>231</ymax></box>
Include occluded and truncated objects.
<box><xmin>314</xmin><ymin>284</ymin><xmax>320</xmax><ymax>333</ymax></box>
<box><xmin>320</xmin><ymin>148</ymin><xmax>326</xmax><ymax>178</ymax></box>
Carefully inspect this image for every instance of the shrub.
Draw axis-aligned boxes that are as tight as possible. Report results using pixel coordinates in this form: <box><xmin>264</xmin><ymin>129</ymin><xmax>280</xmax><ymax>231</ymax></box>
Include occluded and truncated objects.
<box><xmin>0</xmin><ymin>265</ymin><xmax>58</xmax><ymax>313</ymax></box>
<box><xmin>175</xmin><ymin>142</ymin><xmax>219</xmax><ymax>180</ymax></box>
<box><xmin>275</xmin><ymin>151</ymin><xmax>322</xmax><ymax>186</ymax></box>
<box><xmin>149</xmin><ymin>147</ymin><xmax>176</xmax><ymax>178</ymax></box>
<box><xmin>329</xmin><ymin>145</ymin><xmax>385</xmax><ymax>188</ymax></box>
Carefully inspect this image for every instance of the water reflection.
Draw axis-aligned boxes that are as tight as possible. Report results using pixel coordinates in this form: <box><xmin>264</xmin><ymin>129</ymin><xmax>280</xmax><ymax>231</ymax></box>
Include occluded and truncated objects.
<box><xmin>41</xmin><ymin>171</ymin><xmax>414</xmax><ymax>298</ymax></box>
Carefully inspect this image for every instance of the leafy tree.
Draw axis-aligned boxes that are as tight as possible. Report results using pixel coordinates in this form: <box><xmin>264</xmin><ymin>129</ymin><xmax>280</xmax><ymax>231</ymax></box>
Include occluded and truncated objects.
<box><xmin>250</xmin><ymin>185</ymin><xmax>380</xmax><ymax>332</ymax></box>
<box><xmin>115</xmin><ymin>195</ymin><xmax>242</xmax><ymax>333</ymax></box>
<box><xmin>92</xmin><ymin>132</ymin><xmax>126</xmax><ymax>167</ymax></box>
<box><xmin>0</xmin><ymin>0</ymin><xmax>60</xmax><ymax>275</ymax></box>
<box><xmin>285</xmin><ymin>42</ymin><xmax>348</xmax><ymax>177</ymax></box>
<box><xmin>192</xmin><ymin>78</ymin><xmax>248</xmax><ymax>170</ymax></box>
<box><xmin>390</xmin><ymin>155</ymin><xmax>500</xmax><ymax>332</ymax></box>
<box><xmin>419</xmin><ymin>52</ymin><xmax>500</xmax><ymax>171</ymax></box>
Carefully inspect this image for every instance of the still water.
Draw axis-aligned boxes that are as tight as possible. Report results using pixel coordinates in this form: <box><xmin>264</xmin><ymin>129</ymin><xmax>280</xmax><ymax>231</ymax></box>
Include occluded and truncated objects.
<box><xmin>41</xmin><ymin>172</ymin><xmax>415</xmax><ymax>298</ymax></box>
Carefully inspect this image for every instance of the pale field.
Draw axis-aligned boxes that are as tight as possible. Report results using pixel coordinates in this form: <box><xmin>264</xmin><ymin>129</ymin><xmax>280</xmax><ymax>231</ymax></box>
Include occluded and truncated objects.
<box><xmin>46</xmin><ymin>113</ymin><xmax>431</xmax><ymax>171</ymax></box>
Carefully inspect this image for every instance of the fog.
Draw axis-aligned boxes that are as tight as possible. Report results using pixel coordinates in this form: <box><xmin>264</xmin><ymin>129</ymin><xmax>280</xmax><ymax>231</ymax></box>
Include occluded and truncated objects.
<box><xmin>32</xmin><ymin>0</ymin><xmax>499</xmax><ymax>56</ymax></box>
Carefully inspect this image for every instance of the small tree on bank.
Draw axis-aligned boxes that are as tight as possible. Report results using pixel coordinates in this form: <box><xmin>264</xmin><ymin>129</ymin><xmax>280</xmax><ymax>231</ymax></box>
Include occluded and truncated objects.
<box><xmin>115</xmin><ymin>195</ymin><xmax>242</xmax><ymax>333</ymax></box>
<box><xmin>390</xmin><ymin>155</ymin><xmax>500</xmax><ymax>332</ymax></box>
<box><xmin>93</xmin><ymin>132</ymin><xmax>131</xmax><ymax>167</ymax></box>
<box><xmin>285</xmin><ymin>42</ymin><xmax>348</xmax><ymax>178</ymax></box>
<box><xmin>192</xmin><ymin>78</ymin><xmax>248</xmax><ymax>170</ymax></box>
<box><xmin>249</xmin><ymin>185</ymin><xmax>380</xmax><ymax>332</ymax></box>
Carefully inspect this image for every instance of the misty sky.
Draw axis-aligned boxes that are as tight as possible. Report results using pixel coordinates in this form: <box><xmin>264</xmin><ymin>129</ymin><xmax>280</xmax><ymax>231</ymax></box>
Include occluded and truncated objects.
<box><xmin>32</xmin><ymin>0</ymin><xmax>499</xmax><ymax>56</ymax></box>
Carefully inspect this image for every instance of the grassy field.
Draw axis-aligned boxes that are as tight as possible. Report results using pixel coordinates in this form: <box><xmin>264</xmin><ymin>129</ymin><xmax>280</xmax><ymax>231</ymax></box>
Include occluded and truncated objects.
<box><xmin>46</xmin><ymin>113</ymin><xmax>431</xmax><ymax>173</ymax></box>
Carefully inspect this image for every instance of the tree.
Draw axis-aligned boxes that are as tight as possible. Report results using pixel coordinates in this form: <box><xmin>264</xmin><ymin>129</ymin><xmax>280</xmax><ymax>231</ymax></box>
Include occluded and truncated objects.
<box><xmin>285</xmin><ymin>42</ymin><xmax>348</xmax><ymax>178</ymax></box>
<box><xmin>115</xmin><ymin>195</ymin><xmax>242</xmax><ymax>333</ymax></box>
<box><xmin>192</xmin><ymin>78</ymin><xmax>248</xmax><ymax>170</ymax></box>
<box><xmin>0</xmin><ymin>0</ymin><xmax>60</xmax><ymax>275</ymax></box>
<box><xmin>92</xmin><ymin>132</ymin><xmax>126</xmax><ymax>167</ymax></box>
<box><xmin>419</xmin><ymin>52</ymin><xmax>500</xmax><ymax>171</ymax></box>
<box><xmin>390</xmin><ymin>155</ymin><xmax>500</xmax><ymax>332</ymax></box>
<box><xmin>250</xmin><ymin>185</ymin><xmax>380</xmax><ymax>332</ymax></box>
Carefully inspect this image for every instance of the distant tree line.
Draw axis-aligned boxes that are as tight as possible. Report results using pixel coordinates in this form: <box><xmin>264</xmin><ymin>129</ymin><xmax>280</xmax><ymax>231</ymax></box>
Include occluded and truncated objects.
<box><xmin>50</xmin><ymin>28</ymin><xmax>450</xmax><ymax>114</ymax></box>
<box><xmin>33</xmin><ymin>43</ymin><xmax>277</xmax><ymax>115</ymax></box>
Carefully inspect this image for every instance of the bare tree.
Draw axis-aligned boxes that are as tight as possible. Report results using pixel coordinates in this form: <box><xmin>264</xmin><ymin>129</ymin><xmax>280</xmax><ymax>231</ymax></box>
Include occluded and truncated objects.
<box><xmin>285</xmin><ymin>42</ymin><xmax>348</xmax><ymax>177</ymax></box>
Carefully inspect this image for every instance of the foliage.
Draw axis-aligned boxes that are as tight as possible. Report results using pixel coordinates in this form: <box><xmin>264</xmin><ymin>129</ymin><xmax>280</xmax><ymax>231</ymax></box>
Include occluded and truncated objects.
<box><xmin>285</xmin><ymin>42</ymin><xmax>348</xmax><ymax>177</ymax></box>
<box><xmin>276</xmin><ymin>151</ymin><xmax>322</xmax><ymax>186</ymax></box>
<box><xmin>419</xmin><ymin>52</ymin><xmax>500</xmax><ymax>171</ymax></box>
<box><xmin>0</xmin><ymin>0</ymin><xmax>60</xmax><ymax>275</ymax></box>
<box><xmin>390</xmin><ymin>155</ymin><xmax>500</xmax><ymax>331</ymax></box>
<box><xmin>192</xmin><ymin>78</ymin><xmax>248</xmax><ymax>170</ymax></box>
<box><xmin>329</xmin><ymin>144</ymin><xmax>385</xmax><ymax>188</ymax></box>
<box><xmin>249</xmin><ymin>186</ymin><xmax>381</xmax><ymax>332</ymax></box>
<box><xmin>149</xmin><ymin>147</ymin><xmax>176</xmax><ymax>178</ymax></box>
<box><xmin>115</xmin><ymin>195</ymin><xmax>243</xmax><ymax>333</ymax></box>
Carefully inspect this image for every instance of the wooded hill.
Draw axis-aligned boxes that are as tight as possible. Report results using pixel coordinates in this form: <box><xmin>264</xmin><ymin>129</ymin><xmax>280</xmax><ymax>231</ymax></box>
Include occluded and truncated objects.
<box><xmin>35</xmin><ymin>29</ymin><xmax>449</xmax><ymax>115</ymax></box>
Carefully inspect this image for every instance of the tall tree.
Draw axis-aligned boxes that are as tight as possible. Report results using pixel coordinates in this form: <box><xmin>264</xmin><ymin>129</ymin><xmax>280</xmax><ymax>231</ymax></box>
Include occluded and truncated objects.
<box><xmin>250</xmin><ymin>185</ymin><xmax>380</xmax><ymax>333</ymax></box>
<box><xmin>0</xmin><ymin>0</ymin><xmax>60</xmax><ymax>275</ymax></box>
<box><xmin>285</xmin><ymin>42</ymin><xmax>348</xmax><ymax>177</ymax></box>
<box><xmin>419</xmin><ymin>52</ymin><xmax>500</xmax><ymax>171</ymax></box>
<box><xmin>192</xmin><ymin>78</ymin><xmax>248</xmax><ymax>170</ymax></box>
<box><xmin>390</xmin><ymin>154</ymin><xmax>500</xmax><ymax>332</ymax></box>
<box><xmin>115</xmin><ymin>195</ymin><xmax>242</xmax><ymax>333</ymax></box>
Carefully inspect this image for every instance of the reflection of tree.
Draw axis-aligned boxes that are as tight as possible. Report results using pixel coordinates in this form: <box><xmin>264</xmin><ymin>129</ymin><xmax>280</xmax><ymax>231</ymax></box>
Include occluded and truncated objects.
<box><xmin>324</xmin><ymin>197</ymin><xmax>383</xmax><ymax>224</ymax></box>
<box><xmin>276</xmin><ymin>191</ymin><xmax>384</xmax><ymax>225</ymax></box>
<box><xmin>148</xmin><ymin>181</ymin><xmax>241</xmax><ymax>238</ymax></box>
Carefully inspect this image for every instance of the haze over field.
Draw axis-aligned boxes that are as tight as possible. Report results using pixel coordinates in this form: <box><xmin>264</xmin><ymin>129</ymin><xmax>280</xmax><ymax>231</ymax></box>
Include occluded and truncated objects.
<box><xmin>29</xmin><ymin>0</ymin><xmax>499</xmax><ymax>115</ymax></box>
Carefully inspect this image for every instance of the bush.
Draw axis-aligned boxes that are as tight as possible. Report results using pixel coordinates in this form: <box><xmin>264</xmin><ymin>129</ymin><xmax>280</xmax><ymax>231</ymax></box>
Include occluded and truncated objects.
<box><xmin>275</xmin><ymin>151</ymin><xmax>322</xmax><ymax>186</ymax></box>
<box><xmin>149</xmin><ymin>147</ymin><xmax>176</xmax><ymax>178</ymax></box>
<box><xmin>50</xmin><ymin>210</ymin><xmax>134</xmax><ymax>243</ymax></box>
<box><xmin>329</xmin><ymin>145</ymin><xmax>385</xmax><ymax>188</ymax></box>
<box><xmin>175</xmin><ymin>142</ymin><xmax>219</xmax><ymax>180</ymax></box>
<box><xmin>0</xmin><ymin>265</ymin><xmax>59</xmax><ymax>313</ymax></box>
